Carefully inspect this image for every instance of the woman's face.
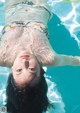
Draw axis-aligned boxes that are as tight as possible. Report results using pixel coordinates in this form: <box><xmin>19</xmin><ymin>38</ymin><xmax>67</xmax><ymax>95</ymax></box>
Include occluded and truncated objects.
<box><xmin>12</xmin><ymin>51</ymin><xmax>40</xmax><ymax>87</ymax></box>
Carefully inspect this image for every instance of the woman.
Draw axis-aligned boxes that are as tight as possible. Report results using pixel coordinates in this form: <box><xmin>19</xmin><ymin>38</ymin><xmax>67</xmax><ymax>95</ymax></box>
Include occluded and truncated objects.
<box><xmin>0</xmin><ymin>0</ymin><xmax>80</xmax><ymax>112</ymax></box>
<box><xmin>1</xmin><ymin>0</ymin><xmax>80</xmax><ymax>68</ymax></box>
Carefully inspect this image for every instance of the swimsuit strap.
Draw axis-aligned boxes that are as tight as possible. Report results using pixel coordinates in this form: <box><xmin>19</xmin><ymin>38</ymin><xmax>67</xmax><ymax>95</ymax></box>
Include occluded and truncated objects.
<box><xmin>12</xmin><ymin>1</ymin><xmax>34</xmax><ymax>6</ymax></box>
<box><xmin>2</xmin><ymin>21</ymin><xmax>48</xmax><ymax>35</ymax></box>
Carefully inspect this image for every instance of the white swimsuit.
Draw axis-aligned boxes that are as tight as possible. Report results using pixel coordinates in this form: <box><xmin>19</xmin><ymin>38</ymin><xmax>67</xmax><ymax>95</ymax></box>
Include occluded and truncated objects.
<box><xmin>5</xmin><ymin>1</ymin><xmax>51</xmax><ymax>26</ymax></box>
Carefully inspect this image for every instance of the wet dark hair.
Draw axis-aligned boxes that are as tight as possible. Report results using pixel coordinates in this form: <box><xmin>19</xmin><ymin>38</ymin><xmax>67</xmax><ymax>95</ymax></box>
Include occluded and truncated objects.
<box><xmin>6</xmin><ymin>67</ymin><xmax>53</xmax><ymax>113</ymax></box>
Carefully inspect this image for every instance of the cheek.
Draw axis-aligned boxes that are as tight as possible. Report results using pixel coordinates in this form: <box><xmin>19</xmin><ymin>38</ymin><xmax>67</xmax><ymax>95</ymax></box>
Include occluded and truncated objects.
<box><xmin>13</xmin><ymin>61</ymin><xmax>19</xmax><ymax>69</ymax></box>
<box><xmin>30</xmin><ymin>76</ymin><xmax>40</xmax><ymax>86</ymax></box>
<box><xmin>29</xmin><ymin>59</ymin><xmax>37</xmax><ymax>67</ymax></box>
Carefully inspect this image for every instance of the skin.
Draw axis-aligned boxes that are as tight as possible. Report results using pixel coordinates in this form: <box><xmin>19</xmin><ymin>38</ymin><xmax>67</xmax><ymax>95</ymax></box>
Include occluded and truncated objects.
<box><xmin>12</xmin><ymin>51</ymin><xmax>41</xmax><ymax>87</ymax></box>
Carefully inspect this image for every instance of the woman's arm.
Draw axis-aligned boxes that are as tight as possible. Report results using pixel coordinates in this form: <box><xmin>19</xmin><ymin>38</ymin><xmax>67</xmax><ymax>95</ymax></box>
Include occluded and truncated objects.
<box><xmin>31</xmin><ymin>29</ymin><xmax>80</xmax><ymax>67</ymax></box>
<box><xmin>52</xmin><ymin>53</ymin><xmax>80</xmax><ymax>66</ymax></box>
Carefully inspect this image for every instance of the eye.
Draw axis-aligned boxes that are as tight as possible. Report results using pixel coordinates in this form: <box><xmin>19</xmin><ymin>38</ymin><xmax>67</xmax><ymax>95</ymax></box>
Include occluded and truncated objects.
<box><xmin>16</xmin><ymin>69</ymin><xmax>22</xmax><ymax>72</ymax></box>
<box><xmin>30</xmin><ymin>68</ymin><xmax>37</xmax><ymax>73</ymax></box>
<box><xmin>31</xmin><ymin>68</ymin><xmax>35</xmax><ymax>71</ymax></box>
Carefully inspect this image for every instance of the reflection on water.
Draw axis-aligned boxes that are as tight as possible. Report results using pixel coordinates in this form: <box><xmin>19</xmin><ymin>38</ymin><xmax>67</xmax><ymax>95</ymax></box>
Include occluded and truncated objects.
<box><xmin>48</xmin><ymin>0</ymin><xmax>80</xmax><ymax>46</ymax></box>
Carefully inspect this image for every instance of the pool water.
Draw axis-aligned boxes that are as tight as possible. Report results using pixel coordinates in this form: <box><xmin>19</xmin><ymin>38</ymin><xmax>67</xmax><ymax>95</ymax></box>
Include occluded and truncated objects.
<box><xmin>0</xmin><ymin>0</ymin><xmax>80</xmax><ymax>113</ymax></box>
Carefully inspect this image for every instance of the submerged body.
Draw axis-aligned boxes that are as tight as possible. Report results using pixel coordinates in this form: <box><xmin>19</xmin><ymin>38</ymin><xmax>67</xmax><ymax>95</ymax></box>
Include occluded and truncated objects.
<box><xmin>1</xmin><ymin>1</ymin><xmax>54</xmax><ymax>113</ymax></box>
<box><xmin>0</xmin><ymin>0</ymin><xmax>55</xmax><ymax>67</ymax></box>
<box><xmin>0</xmin><ymin>0</ymin><xmax>80</xmax><ymax>67</ymax></box>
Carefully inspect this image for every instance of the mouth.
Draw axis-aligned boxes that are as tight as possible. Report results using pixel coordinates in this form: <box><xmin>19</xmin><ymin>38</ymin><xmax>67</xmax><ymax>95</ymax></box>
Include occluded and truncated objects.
<box><xmin>20</xmin><ymin>54</ymin><xmax>30</xmax><ymax>59</ymax></box>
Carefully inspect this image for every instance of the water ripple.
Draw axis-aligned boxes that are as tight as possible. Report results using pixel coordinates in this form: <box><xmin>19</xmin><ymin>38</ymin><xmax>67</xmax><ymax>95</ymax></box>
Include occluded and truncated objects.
<box><xmin>48</xmin><ymin>0</ymin><xmax>80</xmax><ymax>47</ymax></box>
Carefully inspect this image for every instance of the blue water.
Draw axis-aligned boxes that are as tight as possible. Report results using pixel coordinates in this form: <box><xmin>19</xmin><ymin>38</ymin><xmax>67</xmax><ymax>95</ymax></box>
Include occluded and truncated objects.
<box><xmin>48</xmin><ymin>14</ymin><xmax>80</xmax><ymax>113</ymax></box>
<box><xmin>0</xmin><ymin>0</ymin><xmax>80</xmax><ymax>113</ymax></box>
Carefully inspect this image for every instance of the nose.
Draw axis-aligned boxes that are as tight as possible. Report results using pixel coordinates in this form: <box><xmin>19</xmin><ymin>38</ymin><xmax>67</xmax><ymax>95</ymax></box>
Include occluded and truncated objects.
<box><xmin>25</xmin><ymin>60</ymin><xmax>29</xmax><ymax>68</ymax></box>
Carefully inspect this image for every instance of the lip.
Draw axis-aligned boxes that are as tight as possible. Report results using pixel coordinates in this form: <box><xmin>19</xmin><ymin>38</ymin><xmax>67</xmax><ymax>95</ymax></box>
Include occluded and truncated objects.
<box><xmin>20</xmin><ymin>54</ymin><xmax>30</xmax><ymax>59</ymax></box>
